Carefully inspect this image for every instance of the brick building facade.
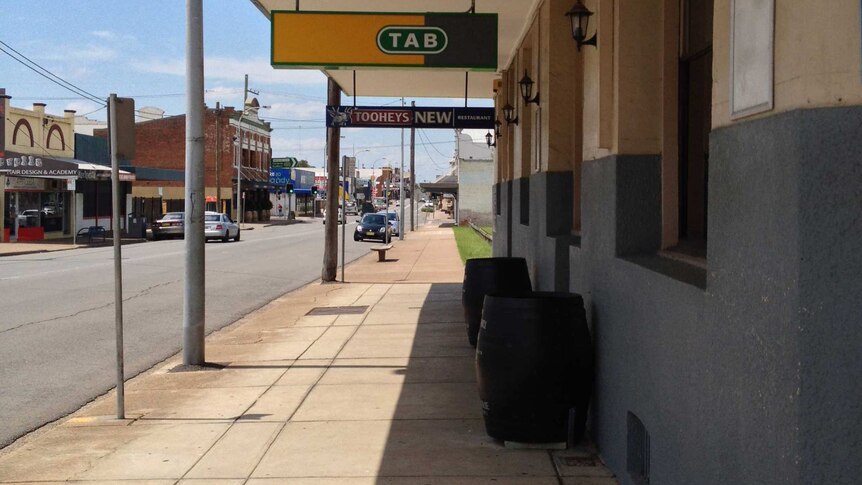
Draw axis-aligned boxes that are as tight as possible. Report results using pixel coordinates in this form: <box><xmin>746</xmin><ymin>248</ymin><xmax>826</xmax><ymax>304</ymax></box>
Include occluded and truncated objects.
<box><xmin>96</xmin><ymin>104</ymin><xmax>272</xmax><ymax>220</ymax></box>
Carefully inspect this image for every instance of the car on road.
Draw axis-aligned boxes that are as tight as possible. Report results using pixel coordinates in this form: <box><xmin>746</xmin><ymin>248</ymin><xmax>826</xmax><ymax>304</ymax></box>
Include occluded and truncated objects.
<box><xmin>378</xmin><ymin>210</ymin><xmax>400</xmax><ymax>236</ymax></box>
<box><xmin>204</xmin><ymin>212</ymin><xmax>240</xmax><ymax>242</ymax></box>
<box><xmin>151</xmin><ymin>212</ymin><xmax>184</xmax><ymax>240</ymax></box>
<box><xmin>344</xmin><ymin>201</ymin><xmax>358</xmax><ymax>215</ymax></box>
<box><xmin>354</xmin><ymin>213</ymin><xmax>392</xmax><ymax>242</ymax></box>
<box><xmin>372</xmin><ymin>197</ymin><xmax>387</xmax><ymax>212</ymax></box>
<box><xmin>321</xmin><ymin>206</ymin><xmax>343</xmax><ymax>223</ymax></box>
<box><xmin>424</xmin><ymin>200</ymin><xmax>434</xmax><ymax>208</ymax></box>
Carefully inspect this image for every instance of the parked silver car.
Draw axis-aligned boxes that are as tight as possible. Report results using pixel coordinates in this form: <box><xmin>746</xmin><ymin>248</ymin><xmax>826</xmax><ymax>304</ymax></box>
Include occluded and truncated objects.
<box><xmin>378</xmin><ymin>210</ymin><xmax>399</xmax><ymax>236</ymax></box>
<box><xmin>204</xmin><ymin>212</ymin><xmax>240</xmax><ymax>242</ymax></box>
<box><xmin>151</xmin><ymin>212</ymin><xmax>184</xmax><ymax>240</ymax></box>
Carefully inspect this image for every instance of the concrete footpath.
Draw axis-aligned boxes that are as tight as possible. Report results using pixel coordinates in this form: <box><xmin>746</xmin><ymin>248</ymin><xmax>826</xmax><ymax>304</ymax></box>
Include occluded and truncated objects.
<box><xmin>0</xmin><ymin>220</ymin><xmax>617</xmax><ymax>484</ymax></box>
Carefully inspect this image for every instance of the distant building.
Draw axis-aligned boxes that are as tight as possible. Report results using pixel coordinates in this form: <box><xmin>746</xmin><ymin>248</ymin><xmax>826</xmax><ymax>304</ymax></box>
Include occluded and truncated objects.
<box><xmin>1</xmin><ymin>90</ymin><xmax>134</xmax><ymax>242</ymax></box>
<box><xmin>95</xmin><ymin>101</ymin><xmax>272</xmax><ymax>220</ymax></box>
<box><xmin>455</xmin><ymin>131</ymin><xmax>493</xmax><ymax>224</ymax></box>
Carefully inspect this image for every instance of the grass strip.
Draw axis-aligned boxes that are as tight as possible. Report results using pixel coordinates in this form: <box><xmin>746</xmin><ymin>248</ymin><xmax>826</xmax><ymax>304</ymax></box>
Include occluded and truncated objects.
<box><xmin>452</xmin><ymin>226</ymin><xmax>492</xmax><ymax>264</ymax></box>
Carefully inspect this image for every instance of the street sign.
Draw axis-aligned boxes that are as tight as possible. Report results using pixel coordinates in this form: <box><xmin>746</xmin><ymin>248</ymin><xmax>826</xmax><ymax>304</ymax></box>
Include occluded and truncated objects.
<box><xmin>272</xmin><ymin>157</ymin><xmax>299</xmax><ymax>168</ymax></box>
<box><xmin>326</xmin><ymin>106</ymin><xmax>494</xmax><ymax>129</ymax></box>
<box><xmin>271</xmin><ymin>11</ymin><xmax>497</xmax><ymax>70</ymax></box>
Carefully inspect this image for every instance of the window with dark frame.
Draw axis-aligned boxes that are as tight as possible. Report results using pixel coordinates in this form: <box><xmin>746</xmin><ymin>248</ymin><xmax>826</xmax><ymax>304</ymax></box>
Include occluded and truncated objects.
<box><xmin>674</xmin><ymin>0</ymin><xmax>713</xmax><ymax>259</ymax></box>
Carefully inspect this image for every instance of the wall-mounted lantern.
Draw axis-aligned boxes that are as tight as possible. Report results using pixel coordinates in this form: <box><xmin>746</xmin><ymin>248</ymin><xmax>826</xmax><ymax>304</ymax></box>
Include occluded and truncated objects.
<box><xmin>566</xmin><ymin>0</ymin><xmax>597</xmax><ymax>50</ymax></box>
<box><xmin>494</xmin><ymin>119</ymin><xmax>502</xmax><ymax>139</ymax></box>
<box><xmin>519</xmin><ymin>70</ymin><xmax>540</xmax><ymax>105</ymax></box>
<box><xmin>502</xmin><ymin>103</ymin><xmax>518</xmax><ymax>125</ymax></box>
<box><xmin>485</xmin><ymin>131</ymin><xmax>496</xmax><ymax>148</ymax></box>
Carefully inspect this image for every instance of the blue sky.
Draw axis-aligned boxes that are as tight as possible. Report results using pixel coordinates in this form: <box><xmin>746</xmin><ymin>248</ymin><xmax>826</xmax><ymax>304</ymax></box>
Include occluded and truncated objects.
<box><xmin>0</xmin><ymin>0</ymin><xmax>492</xmax><ymax>182</ymax></box>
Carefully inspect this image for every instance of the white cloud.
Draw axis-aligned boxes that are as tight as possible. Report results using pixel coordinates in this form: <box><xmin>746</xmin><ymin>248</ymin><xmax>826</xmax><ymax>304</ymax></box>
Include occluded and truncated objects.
<box><xmin>52</xmin><ymin>66</ymin><xmax>95</xmax><ymax>81</ymax></box>
<box><xmin>131</xmin><ymin>56</ymin><xmax>327</xmax><ymax>86</ymax></box>
<box><xmin>131</xmin><ymin>58</ymin><xmax>185</xmax><ymax>76</ymax></box>
<box><xmin>40</xmin><ymin>44</ymin><xmax>118</xmax><ymax>62</ymax></box>
<box><xmin>271</xmin><ymin>136</ymin><xmax>326</xmax><ymax>159</ymax></box>
<box><xmin>90</xmin><ymin>30</ymin><xmax>116</xmax><ymax>39</ymax></box>
<box><xmin>266</xmin><ymin>101</ymin><xmax>325</xmax><ymax>120</ymax></box>
<box><xmin>62</xmin><ymin>100</ymin><xmax>105</xmax><ymax>118</ymax></box>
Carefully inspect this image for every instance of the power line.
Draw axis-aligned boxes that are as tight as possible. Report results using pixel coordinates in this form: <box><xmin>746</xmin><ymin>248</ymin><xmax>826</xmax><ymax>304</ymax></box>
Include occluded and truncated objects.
<box><xmin>417</xmin><ymin>130</ymin><xmax>452</xmax><ymax>170</ymax></box>
<box><xmin>79</xmin><ymin>105</ymin><xmax>106</xmax><ymax>117</ymax></box>
<box><xmin>11</xmin><ymin>93</ymin><xmax>186</xmax><ymax>101</ymax></box>
<box><xmin>256</xmin><ymin>89</ymin><xmax>326</xmax><ymax>102</ymax></box>
<box><xmin>0</xmin><ymin>40</ymin><xmax>105</xmax><ymax>106</ymax></box>
<box><xmin>419</xmin><ymin>129</ymin><xmax>453</xmax><ymax>158</ymax></box>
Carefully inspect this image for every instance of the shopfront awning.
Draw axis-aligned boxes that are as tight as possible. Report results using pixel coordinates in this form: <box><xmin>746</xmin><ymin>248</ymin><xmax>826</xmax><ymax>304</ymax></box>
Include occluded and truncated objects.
<box><xmin>420</xmin><ymin>174</ymin><xmax>459</xmax><ymax>196</ymax></box>
<box><xmin>0</xmin><ymin>151</ymin><xmax>136</xmax><ymax>181</ymax></box>
<box><xmin>1</xmin><ymin>151</ymin><xmax>80</xmax><ymax>178</ymax></box>
<box><xmin>60</xmin><ymin>158</ymin><xmax>136</xmax><ymax>182</ymax></box>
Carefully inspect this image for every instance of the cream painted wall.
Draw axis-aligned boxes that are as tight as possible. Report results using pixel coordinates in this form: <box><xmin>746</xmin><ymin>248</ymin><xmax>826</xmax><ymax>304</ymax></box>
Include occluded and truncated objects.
<box><xmin>713</xmin><ymin>0</ymin><xmax>862</xmax><ymax>128</ymax></box>
<box><xmin>613</xmin><ymin>0</ymin><xmax>665</xmax><ymax>155</ymax></box>
<box><xmin>539</xmin><ymin>0</ymin><xmax>580</xmax><ymax>173</ymax></box>
<box><xmin>5</xmin><ymin>104</ymin><xmax>76</xmax><ymax>159</ymax></box>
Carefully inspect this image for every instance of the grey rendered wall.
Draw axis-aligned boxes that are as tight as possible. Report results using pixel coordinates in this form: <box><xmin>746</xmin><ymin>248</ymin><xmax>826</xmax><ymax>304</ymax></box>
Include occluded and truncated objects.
<box><xmin>492</xmin><ymin>181</ymin><xmax>513</xmax><ymax>257</ymax></box>
<box><xmin>496</xmin><ymin>107</ymin><xmax>862</xmax><ymax>484</ymax></box>
<box><xmin>709</xmin><ymin>107</ymin><xmax>862</xmax><ymax>485</ymax></box>
<box><xmin>507</xmin><ymin>173</ymin><xmax>573</xmax><ymax>292</ymax></box>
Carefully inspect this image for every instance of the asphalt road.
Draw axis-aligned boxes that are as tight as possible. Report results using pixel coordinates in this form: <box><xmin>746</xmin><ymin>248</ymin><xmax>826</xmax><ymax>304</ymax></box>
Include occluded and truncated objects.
<box><xmin>0</xmin><ymin>218</ymin><xmax>375</xmax><ymax>448</ymax></box>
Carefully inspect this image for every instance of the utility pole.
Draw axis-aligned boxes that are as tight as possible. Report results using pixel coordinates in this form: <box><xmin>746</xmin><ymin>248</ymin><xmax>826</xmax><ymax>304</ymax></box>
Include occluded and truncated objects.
<box><xmin>236</xmin><ymin>74</ymin><xmax>249</xmax><ymax>225</ymax></box>
<box><xmin>455</xmin><ymin>129</ymin><xmax>461</xmax><ymax>224</ymax></box>
<box><xmin>183</xmin><ymin>0</ymin><xmax>206</xmax><ymax>365</ymax></box>
<box><xmin>215</xmin><ymin>102</ymin><xmax>221</xmax><ymax>212</ymax></box>
<box><xmin>399</xmin><ymin>97</ymin><xmax>405</xmax><ymax>240</ymax></box>
<box><xmin>410</xmin><ymin>100</ymin><xmax>416</xmax><ymax>232</ymax></box>
<box><xmin>340</xmin><ymin>155</ymin><xmax>347</xmax><ymax>282</ymax></box>
<box><xmin>322</xmin><ymin>77</ymin><xmax>340</xmax><ymax>281</ymax></box>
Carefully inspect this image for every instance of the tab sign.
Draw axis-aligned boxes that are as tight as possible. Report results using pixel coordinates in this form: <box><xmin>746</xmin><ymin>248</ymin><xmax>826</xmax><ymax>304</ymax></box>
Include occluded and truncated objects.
<box><xmin>377</xmin><ymin>26</ymin><xmax>448</xmax><ymax>55</ymax></box>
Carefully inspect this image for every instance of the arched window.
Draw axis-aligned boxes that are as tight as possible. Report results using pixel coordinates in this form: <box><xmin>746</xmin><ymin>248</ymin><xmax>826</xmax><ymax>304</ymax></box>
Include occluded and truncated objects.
<box><xmin>12</xmin><ymin>119</ymin><xmax>34</xmax><ymax>147</ymax></box>
<box><xmin>46</xmin><ymin>124</ymin><xmax>66</xmax><ymax>150</ymax></box>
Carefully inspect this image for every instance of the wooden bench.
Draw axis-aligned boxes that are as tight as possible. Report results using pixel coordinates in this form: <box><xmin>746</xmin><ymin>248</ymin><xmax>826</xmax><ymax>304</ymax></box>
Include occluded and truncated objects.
<box><xmin>76</xmin><ymin>225</ymin><xmax>107</xmax><ymax>244</ymax></box>
<box><xmin>370</xmin><ymin>243</ymin><xmax>393</xmax><ymax>262</ymax></box>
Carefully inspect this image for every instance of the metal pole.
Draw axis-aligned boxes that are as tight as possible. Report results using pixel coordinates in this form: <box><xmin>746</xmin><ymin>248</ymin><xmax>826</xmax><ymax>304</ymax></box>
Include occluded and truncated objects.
<box><xmin>183</xmin><ymin>0</ymin><xmax>205</xmax><ymax>365</ymax></box>
<box><xmin>399</xmin><ymin>98</ymin><xmax>405</xmax><ymax>240</ymax></box>
<box><xmin>410</xmin><ymin>101</ymin><xmax>416</xmax><ymax>232</ymax></box>
<box><xmin>108</xmin><ymin>94</ymin><xmax>125</xmax><ymax>419</ymax></box>
<box><xmin>236</xmin><ymin>74</ymin><xmax>247</xmax><ymax>227</ymax></box>
<box><xmin>340</xmin><ymin>156</ymin><xmax>346</xmax><ymax>282</ymax></box>
<box><xmin>455</xmin><ymin>129</ymin><xmax>461</xmax><ymax>224</ymax></box>
<box><xmin>236</xmin><ymin>113</ymin><xmax>243</xmax><ymax>226</ymax></box>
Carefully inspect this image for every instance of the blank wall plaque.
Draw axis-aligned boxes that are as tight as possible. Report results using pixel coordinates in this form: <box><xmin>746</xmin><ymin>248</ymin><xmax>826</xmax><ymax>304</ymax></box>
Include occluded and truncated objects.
<box><xmin>730</xmin><ymin>0</ymin><xmax>775</xmax><ymax>119</ymax></box>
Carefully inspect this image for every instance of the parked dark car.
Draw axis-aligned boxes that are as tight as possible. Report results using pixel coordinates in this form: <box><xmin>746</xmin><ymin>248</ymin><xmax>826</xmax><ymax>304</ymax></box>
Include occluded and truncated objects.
<box><xmin>354</xmin><ymin>213</ymin><xmax>392</xmax><ymax>242</ymax></box>
<box><xmin>151</xmin><ymin>212</ymin><xmax>184</xmax><ymax>240</ymax></box>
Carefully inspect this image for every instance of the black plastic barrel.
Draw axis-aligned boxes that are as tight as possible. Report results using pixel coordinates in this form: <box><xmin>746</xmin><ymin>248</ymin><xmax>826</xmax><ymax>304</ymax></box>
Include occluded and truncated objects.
<box><xmin>462</xmin><ymin>257</ymin><xmax>532</xmax><ymax>347</ymax></box>
<box><xmin>476</xmin><ymin>291</ymin><xmax>593</xmax><ymax>444</ymax></box>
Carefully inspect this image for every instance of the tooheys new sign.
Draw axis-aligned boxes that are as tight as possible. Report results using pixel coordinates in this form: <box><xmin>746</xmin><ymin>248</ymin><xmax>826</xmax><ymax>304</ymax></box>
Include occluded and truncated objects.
<box><xmin>271</xmin><ymin>12</ymin><xmax>497</xmax><ymax>70</ymax></box>
<box><xmin>327</xmin><ymin>106</ymin><xmax>495</xmax><ymax>129</ymax></box>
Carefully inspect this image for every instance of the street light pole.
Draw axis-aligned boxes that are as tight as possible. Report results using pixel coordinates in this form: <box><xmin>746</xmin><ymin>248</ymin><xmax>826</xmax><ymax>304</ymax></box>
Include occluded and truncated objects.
<box><xmin>399</xmin><ymin>97</ymin><xmax>405</xmax><ymax>240</ymax></box>
<box><xmin>235</xmin><ymin>75</ymin><xmax>248</xmax><ymax>227</ymax></box>
<box><xmin>183</xmin><ymin>0</ymin><xmax>206</xmax><ymax>365</ymax></box>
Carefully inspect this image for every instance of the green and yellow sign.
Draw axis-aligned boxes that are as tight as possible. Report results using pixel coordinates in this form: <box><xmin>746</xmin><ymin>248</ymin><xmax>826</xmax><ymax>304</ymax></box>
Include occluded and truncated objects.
<box><xmin>271</xmin><ymin>11</ymin><xmax>497</xmax><ymax>70</ymax></box>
